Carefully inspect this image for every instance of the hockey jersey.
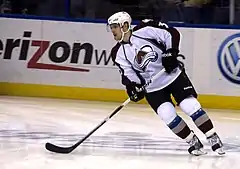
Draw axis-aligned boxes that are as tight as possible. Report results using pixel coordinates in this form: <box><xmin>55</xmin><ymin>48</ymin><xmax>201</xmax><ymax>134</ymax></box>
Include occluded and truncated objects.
<box><xmin>111</xmin><ymin>23</ymin><xmax>182</xmax><ymax>93</ymax></box>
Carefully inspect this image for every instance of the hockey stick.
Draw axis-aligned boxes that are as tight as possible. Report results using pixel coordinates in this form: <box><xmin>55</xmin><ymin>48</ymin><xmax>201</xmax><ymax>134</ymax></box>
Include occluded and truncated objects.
<box><xmin>45</xmin><ymin>98</ymin><xmax>131</xmax><ymax>154</ymax></box>
<box><xmin>45</xmin><ymin>69</ymin><xmax>166</xmax><ymax>154</ymax></box>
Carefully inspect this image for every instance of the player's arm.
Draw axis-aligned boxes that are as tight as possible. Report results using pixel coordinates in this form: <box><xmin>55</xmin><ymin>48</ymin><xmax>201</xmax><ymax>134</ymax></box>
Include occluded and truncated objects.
<box><xmin>135</xmin><ymin>20</ymin><xmax>182</xmax><ymax>73</ymax></box>
<box><xmin>110</xmin><ymin>44</ymin><xmax>145</xmax><ymax>102</ymax></box>
<box><xmin>149</xmin><ymin>25</ymin><xmax>182</xmax><ymax>74</ymax></box>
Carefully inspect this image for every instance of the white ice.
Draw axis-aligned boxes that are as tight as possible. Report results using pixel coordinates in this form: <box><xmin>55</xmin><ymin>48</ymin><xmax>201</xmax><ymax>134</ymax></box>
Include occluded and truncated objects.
<box><xmin>0</xmin><ymin>96</ymin><xmax>240</xmax><ymax>169</ymax></box>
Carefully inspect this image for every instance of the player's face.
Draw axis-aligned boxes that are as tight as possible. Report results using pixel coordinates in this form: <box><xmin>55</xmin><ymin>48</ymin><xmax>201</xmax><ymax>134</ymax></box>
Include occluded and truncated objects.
<box><xmin>110</xmin><ymin>24</ymin><xmax>122</xmax><ymax>41</ymax></box>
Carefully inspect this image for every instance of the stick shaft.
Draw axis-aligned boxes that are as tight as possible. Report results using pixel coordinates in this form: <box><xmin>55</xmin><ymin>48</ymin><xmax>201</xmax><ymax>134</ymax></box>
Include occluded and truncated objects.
<box><xmin>74</xmin><ymin>98</ymin><xmax>131</xmax><ymax>146</ymax></box>
<box><xmin>45</xmin><ymin>69</ymin><xmax>166</xmax><ymax>154</ymax></box>
<box><xmin>45</xmin><ymin>98</ymin><xmax>131</xmax><ymax>153</ymax></box>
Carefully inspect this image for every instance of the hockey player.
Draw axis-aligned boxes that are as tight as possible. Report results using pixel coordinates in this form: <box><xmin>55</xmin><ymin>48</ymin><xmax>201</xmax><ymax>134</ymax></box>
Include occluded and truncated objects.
<box><xmin>108</xmin><ymin>11</ymin><xmax>225</xmax><ymax>156</ymax></box>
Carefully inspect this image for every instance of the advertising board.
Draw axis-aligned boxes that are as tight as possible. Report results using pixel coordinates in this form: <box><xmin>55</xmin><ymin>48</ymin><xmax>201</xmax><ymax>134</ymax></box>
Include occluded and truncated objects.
<box><xmin>0</xmin><ymin>17</ymin><xmax>239</xmax><ymax>109</ymax></box>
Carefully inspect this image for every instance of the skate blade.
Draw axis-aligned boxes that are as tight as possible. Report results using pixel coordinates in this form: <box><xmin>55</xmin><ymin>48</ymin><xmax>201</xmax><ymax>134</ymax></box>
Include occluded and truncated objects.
<box><xmin>215</xmin><ymin>148</ymin><xmax>226</xmax><ymax>155</ymax></box>
<box><xmin>191</xmin><ymin>149</ymin><xmax>207</xmax><ymax>156</ymax></box>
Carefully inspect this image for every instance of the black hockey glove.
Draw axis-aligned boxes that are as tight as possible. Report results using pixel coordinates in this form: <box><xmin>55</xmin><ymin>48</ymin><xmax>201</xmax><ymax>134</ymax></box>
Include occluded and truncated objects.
<box><xmin>162</xmin><ymin>48</ymin><xmax>180</xmax><ymax>74</ymax></box>
<box><xmin>126</xmin><ymin>82</ymin><xmax>145</xmax><ymax>102</ymax></box>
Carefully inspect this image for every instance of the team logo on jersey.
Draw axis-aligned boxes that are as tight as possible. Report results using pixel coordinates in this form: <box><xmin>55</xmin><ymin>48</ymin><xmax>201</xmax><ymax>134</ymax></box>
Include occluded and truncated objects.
<box><xmin>217</xmin><ymin>33</ymin><xmax>240</xmax><ymax>84</ymax></box>
<box><xmin>134</xmin><ymin>45</ymin><xmax>158</xmax><ymax>71</ymax></box>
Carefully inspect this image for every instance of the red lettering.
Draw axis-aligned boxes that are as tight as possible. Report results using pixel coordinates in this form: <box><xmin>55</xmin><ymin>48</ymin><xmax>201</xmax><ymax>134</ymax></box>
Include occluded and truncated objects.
<box><xmin>28</xmin><ymin>40</ymin><xmax>89</xmax><ymax>72</ymax></box>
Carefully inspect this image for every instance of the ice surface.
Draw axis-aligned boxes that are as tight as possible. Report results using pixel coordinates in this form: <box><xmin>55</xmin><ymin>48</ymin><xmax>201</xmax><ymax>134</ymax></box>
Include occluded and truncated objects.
<box><xmin>0</xmin><ymin>96</ymin><xmax>240</xmax><ymax>169</ymax></box>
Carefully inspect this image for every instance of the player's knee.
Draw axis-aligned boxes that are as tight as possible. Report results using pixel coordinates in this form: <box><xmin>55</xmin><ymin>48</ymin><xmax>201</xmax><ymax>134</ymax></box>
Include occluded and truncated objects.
<box><xmin>158</xmin><ymin>102</ymin><xmax>192</xmax><ymax>140</ymax></box>
<box><xmin>179</xmin><ymin>97</ymin><xmax>201</xmax><ymax>116</ymax></box>
<box><xmin>175</xmin><ymin>92</ymin><xmax>198</xmax><ymax>105</ymax></box>
<box><xmin>180</xmin><ymin>97</ymin><xmax>214</xmax><ymax>135</ymax></box>
<box><xmin>157</xmin><ymin>102</ymin><xmax>177</xmax><ymax>124</ymax></box>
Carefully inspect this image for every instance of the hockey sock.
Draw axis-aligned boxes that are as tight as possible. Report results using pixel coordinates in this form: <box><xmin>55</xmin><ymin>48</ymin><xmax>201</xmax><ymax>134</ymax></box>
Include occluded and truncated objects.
<box><xmin>179</xmin><ymin>97</ymin><xmax>215</xmax><ymax>138</ymax></box>
<box><xmin>190</xmin><ymin>108</ymin><xmax>215</xmax><ymax>137</ymax></box>
<box><xmin>168</xmin><ymin>115</ymin><xmax>192</xmax><ymax>140</ymax></box>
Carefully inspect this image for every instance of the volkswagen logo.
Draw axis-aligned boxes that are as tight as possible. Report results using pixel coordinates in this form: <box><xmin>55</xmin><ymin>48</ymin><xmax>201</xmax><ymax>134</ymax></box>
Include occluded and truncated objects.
<box><xmin>217</xmin><ymin>33</ymin><xmax>240</xmax><ymax>84</ymax></box>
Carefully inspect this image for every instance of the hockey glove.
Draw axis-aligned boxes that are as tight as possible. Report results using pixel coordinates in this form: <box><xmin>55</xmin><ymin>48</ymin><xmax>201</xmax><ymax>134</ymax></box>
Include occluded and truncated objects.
<box><xmin>126</xmin><ymin>82</ymin><xmax>145</xmax><ymax>102</ymax></box>
<box><xmin>162</xmin><ymin>48</ymin><xmax>180</xmax><ymax>74</ymax></box>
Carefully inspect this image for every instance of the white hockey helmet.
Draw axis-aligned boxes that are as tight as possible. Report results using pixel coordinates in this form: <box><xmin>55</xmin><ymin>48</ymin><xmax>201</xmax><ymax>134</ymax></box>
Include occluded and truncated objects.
<box><xmin>107</xmin><ymin>11</ymin><xmax>132</xmax><ymax>42</ymax></box>
<box><xmin>107</xmin><ymin>11</ymin><xmax>132</xmax><ymax>28</ymax></box>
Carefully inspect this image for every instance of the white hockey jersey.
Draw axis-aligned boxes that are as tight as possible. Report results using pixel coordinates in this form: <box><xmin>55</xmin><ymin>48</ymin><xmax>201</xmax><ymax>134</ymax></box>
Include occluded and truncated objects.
<box><xmin>111</xmin><ymin>25</ymin><xmax>182</xmax><ymax>93</ymax></box>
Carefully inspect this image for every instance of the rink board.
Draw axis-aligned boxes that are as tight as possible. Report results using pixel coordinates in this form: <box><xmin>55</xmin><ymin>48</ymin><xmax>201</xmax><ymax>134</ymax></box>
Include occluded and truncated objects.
<box><xmin>1</xmin><ymin>82</ymin><xmax>240</xmax><ymax>110</ymax></box>
<box><xmin>0</xmin><ymin>17</ymin><xmax>240</xmax><ymax>110</ymax></box>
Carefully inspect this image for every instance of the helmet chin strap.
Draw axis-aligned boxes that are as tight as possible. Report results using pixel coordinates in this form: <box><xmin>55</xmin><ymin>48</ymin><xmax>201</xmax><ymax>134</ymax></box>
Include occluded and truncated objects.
<box><xmin>118</xmin><ymin>27</ymin><xmax>130</xmax><ymax>42</ymax></box>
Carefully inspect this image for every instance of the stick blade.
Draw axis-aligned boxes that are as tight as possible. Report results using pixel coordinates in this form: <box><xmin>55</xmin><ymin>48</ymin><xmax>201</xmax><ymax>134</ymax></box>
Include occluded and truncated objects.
<box><xmin>45</xmin><ymin>143</ymin><xmax>73</xmax><ymax>154</ymax></box>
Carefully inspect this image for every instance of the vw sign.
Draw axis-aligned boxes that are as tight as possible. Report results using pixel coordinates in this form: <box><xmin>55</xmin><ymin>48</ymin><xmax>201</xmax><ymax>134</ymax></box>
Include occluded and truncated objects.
<box><xmin>217</xmin><ymin>33</ymin><xmax>240</xmax><ymax>84</ymax></box>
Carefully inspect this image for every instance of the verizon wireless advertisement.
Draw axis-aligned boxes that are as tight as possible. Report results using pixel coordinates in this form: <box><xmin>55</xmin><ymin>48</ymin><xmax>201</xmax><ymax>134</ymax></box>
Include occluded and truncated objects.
<box><xmin>0</xmin><ymin>17</ymin><xmax>240</xmax><ymax>96</ymax></box>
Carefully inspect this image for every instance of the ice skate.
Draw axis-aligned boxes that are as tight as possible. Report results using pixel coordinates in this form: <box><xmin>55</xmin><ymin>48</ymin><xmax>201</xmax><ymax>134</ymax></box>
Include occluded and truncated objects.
<box><xmin>207</xmin><ymin>132</ymin><xmax>225</xmax><ymax>155</ymax></box>
<box><xmin>187</xmin><ymin>134</ymin><xmax>207</xmax><ymax>156</ymax></box>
